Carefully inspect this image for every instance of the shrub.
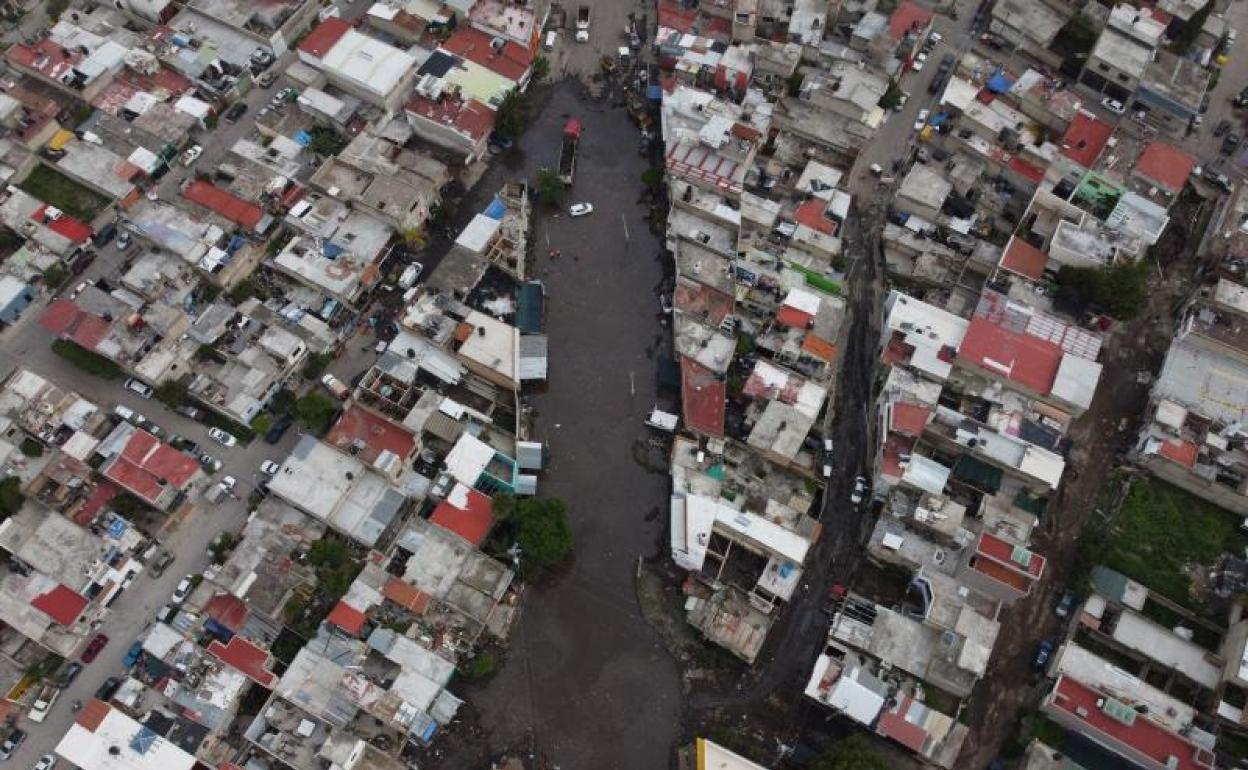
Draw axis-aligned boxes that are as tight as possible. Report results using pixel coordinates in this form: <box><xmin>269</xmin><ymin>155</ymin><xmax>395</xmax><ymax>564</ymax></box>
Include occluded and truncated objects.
<box><xmin>18</xmin><ymin>438</ymin><xmax>42</xmax><ymax>458</ymax></box>
<box><xmin>51</xmin><ymin>340</ymin><xmax>121</xmax><ymax>379</ymax></box>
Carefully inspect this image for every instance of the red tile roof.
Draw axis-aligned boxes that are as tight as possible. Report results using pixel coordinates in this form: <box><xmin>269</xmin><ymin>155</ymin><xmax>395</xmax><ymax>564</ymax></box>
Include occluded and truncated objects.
<box><xmin>1000</xmin><ymin>237</ymin><xmax>1048</xmax><ymax>280</ymax></box>
<box><xmin>775</xmin><ymin>304</ymin><xmax>814</xmax><ymax>329</ymax></box>
<box><xmin>430</xmin><ymin>486</ymin><xmax>494</xmax><ymax>546</ymax></box>
<box><xmin>888</xmin><ymin>0</ymin><xmax>934</xmax><ymax>40</ymax></box>
<box><xmin>40</xmin><ymin>299</ymin><xmax>111</xmax><ymax>351</ymax></box>
<box><xmin>794</xmin><ymin>199</ymin><xmax>838</xmax><ymax>235</ymax></box>
<box><xmin>325</xmin><ymin>405</ymin><xmax>417</xmax><ymax>465</ymax></box>
<box><xmin>672</xmin><ymin>281</ymin><xmax>733</xmax><ymax>327</ymax></box>
<box><xmin>442</xmin><ymin>27</ymin><xmax>533</xmax><ymax>82</ymax></box>
<box><xmin>326</xmin><ymin>600</ymin><xmax>368</xmax><ymax>636</ymax></box>
<box><xmin>298</xmin><ymin>18</ymin><xmax>352</xmax><ymax>58</ymax></box>
<box><xmin>404</xmin><ymin>94</ymin><xmax>495</xmax><ymax>142</ymax></box>
<box><xmin>182</xmin><ymin>180</ymin><xmax>265</xmax><ymax>231</ymax></box>
<box><xmin>1135</xmin><ymin>142</ymin><xmax>1197</xmax><ymax>193</ymax></box>
<box><xmin>1049</xmin><ymin>675</ymin><xmax>1215</xmax><ymax>770</ymax></box>
<box><xmin>1060</xmin><ymin>112</ymin><xmax>1113</xmax><ymax>169</ymax></box>
<box><xmin>207</xmin><ymin>636</ymin><xmax>276</xmax><ymax>687</ymax></box>
<box><xmin>1158</xmin><ymin>438</ymin><xmax>1198</xmax><ymax>469</ymax></box>
<box><xmin>31</xmin><ymin>584</ymin><xmax>88</xmax><ymax>625</ymax></box>
<box><xmin>958</xmin><ymin>315</ymin><xmax>1062</xmax><ymax>395</ymax></box>
<box><xmin>383</xmin><ymin>576</ymin><xmax>431</xmax><ymax>614</ymax></box>
<box><xmin>681</xmin><ymin>358</ymin><xmax>725</xmax><ymax>437</ymax></box>
<box><xmin>33</xmin><ymin>205</ymin><xmax>92</xmax><ymax>243</ymax></box>
<box><xmin>977</xmin><ymin>532</ymin><xmax>1045</xmax><ymax>577</ymax></box>
<box><xmin>102</xmin><ymin>429</ymin><xmax>200</xmax><ymax>506</ymax></box>
<box><xmin>801</xmin><ymin>334</ymin><xmax>837</xmax><ymax>363</ymax></box>
<box><xmin>202</xmin><ymin>592</ymin><xmax>248</xmax><ymax>632</ymax></box>
<box><xmin>890</xmin><ymin>402</ymin><xmax>931</xmax><ymax>437</ymax></box>
<box><xmin>77</xmin><ymin>699</ymin><xmax>110</xmax><ymax>732</ymax></box>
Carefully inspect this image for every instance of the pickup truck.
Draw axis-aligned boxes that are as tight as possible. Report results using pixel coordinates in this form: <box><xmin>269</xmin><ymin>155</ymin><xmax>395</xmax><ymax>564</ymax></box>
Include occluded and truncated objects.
<box><xmin>28</xmin><ymin>687</ymin><xmax>59</xmax><ymax>723</ymax></box>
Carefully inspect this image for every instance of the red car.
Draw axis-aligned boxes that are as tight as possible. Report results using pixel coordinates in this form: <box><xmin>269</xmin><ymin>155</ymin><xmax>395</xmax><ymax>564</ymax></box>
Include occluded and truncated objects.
<box><xmin>81</xmin><ymin>633</ymin><xmax>109</xmax><ymax>663</ymax></box>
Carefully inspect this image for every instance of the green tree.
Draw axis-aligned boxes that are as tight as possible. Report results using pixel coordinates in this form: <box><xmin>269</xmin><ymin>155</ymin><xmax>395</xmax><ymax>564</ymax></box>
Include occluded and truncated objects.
<box><xmin>400</xmin><ymin>227</ymin><xmax>427</xmax><ymax>251</ymax></box>
<box><xmin>535</xmin><ymin>168</ymin><xmax>565</xmax><ymax>206</ymax></box>
<box><xmin>42</xmin><ymin>264</ymin><xmax>67</xmax><ymax>289</ymax></box>
<box><xmin>493</xmin><ymin>495</ymin><xmax>573</xmax><ymax>578</ymax></box>
<box><xmin>0</xmin><ymin>477</ymin><xmax>22</xmax><ymax>520</ymax></box>
<box><xmin>786</xmin><ymin>72</ymin><xmax>805</xmax><ymax>97</ymax></box>
<box><xmin>642</xmin><ymin>167</ymin><xmax>664</xmax><ymax>192</ymax></box>
<box><xmin>294</xmin><ymin>391</ymin><xmax>338</xmax><ymax>435</ymax></box>
<box><xmin>301</xmin><ymin>351</ymin><xmax>334</xmax><ymax>380</ymax></box>
<box><xmin>1171</xmin><ymin>0</ymin><xmax>1213</xmax><ymax>54</ymax></box>
<box><xmin>1055</xmin><ymin>261</ymin><xmax>1147</xmax><ymax>320</ymax></box>
<box><xmin>155</xmin><ymin>380</ymin><xmax>188</xmax><ymax>409</ymax></box>
<box><xmin>227</xmin><ymin>277</ymin><xmax>265</xmax><ymax>304</ymax></box>
<box><xmin>811</xmin><ymin>735</ymin><xmax>890</xmax><ymax>770</ymax></box>
<box><xmin>532</xmin><ymin>56</ymin><xmax>551</xmax><ymax>82</ymax></box>
<box><xmin>879</xmin><ymin>78</ymin><xmax>903</xmax><ymax>110</ymax></box>
<box><xmin>494</xmin><ymin>88</ymin><xmax>530</xmax><ymax>139</ymax></box>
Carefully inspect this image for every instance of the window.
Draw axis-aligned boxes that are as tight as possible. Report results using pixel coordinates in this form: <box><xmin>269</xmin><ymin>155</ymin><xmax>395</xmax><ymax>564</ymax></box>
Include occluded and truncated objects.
<box><xmin>1097</xmin><ymin>62</ymin><xmax>1109</xmax><ymax>72</ymax></box>
<box><xmin>1116</xmin><ymin>73</ymin><xmax>1128</xmax><ymax>83</ymax></box>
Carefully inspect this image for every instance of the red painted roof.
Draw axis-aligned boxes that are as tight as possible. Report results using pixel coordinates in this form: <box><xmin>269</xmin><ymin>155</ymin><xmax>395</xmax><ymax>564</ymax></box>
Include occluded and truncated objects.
<box><xmin>207</xmin><ymin>636</ymin><xmax>276</xmax><ymax>687</ymax></box>
<box><xmin>1158</xmin><ymin>438</ymin><xmax>1198</xmax><ymax>469</ymax></box>
<box><xmin>31</xmin><ymin>584</ymin><xmax>88</xmax><ymax>625</ymax></box>
<box><xmin>326</xmin><ymin>405</ymin><xmax>417</xmax><ymax>465</ymax></box>
<box><xmin>1060</xmin><ymin>112</ymin><xmax>1113</xmax><ymax>169</ymax></box>
<box><xmin>977</xmin><ymin>532</ymin><xmax>1045</xmax><ymax>577</ymax></box>
<box><xmin>775</xmin><ymin>304</ymin><xmax>813</xmax><ymax>329</ymax></box>
<box><xmin>103</xmin><ymin>429</ymin><xmax>200</xmax><ymax>506</ymax></box>
<box><xmin>6</xmin><ymin>39</ymin><xmax>79</xmax><ymax>79</ymax></box>
<box><xmin>442</xmin><ymin>27</ymin><xmax>533</xmax><ymax>82</ymax></box>
<box><xmin>681</xmin><ymin>358</ymin><xmax>725</xmax><ymax>437</ymax></box>
<box><xmin>888</xmin><ymin>0</ymin><xmax>934</xmax><ymax>39</ymax></box>
<box><xmin>1049</xmin><ymin>675</ymin><xmax>1214</xmax><ymax>770</ymax></box>
<box><xmin>878</xmin><ymin>696</ymin><xmax>929</xmax><ymax>752</ymax></box>
<box><xmin>299</xmin><ymin>18</ymin><xmax>352</xmax><ymax>58</ymax></box>
<box><xmin>326</xmin><ymin>600</ymin><xmax>368</xmax><ymax>636</ymax></box>
<box><xmin>74</xmin><ymin>481</ymin><xmax>120</xmax><ymax>526</ymax></box>
<box><xmin>182</xmin><ymin>180</ymin><xmax>265</xmax><ymax>230</ymax></box>
<box><xmin>958</xmin><ymin>315</ymin><xmax>1062</xmax><ymax>395</ymax></box>
<box><xmin>1135</xmin><ymin>142</ymin><xmax>1196</xmax><ymax>192</ymax></box>
<box><xmin>202</xmin><ymin>592</ymin><xmax>248</xmax><ymax>631</ymax></box>
<box><xmin>32</xmin><ymin>205</ymin><xmax>92</xmax><ymax>243</ymax></box>
<box><xmin>672</xmin><ymin>281</ymin><xmax>733</xmax><ymax>327</ymax></box>
<box><xmin>1008</xmin><ymin>156</ymin><xmax>1045</xmax><ymax>184</ymax></box>
<box><xmin>404</xmin><ymin>94</ymin><xmax>495</xmax><ymax>142</ymax></box>
<box><xmin>890</xmin><ymin>402</ymin><xmax>931</xmax><ymax>437</ymax></box>
<box><xmin>1000</xmin><ymin>238</ymin><xmax>1048</xmax><ymax>280</ymax></box>
<box><xmin>39</xmin><ymin>299</ymin><xmax>110</xmax><ymax>351</ymax></box>
<box><xmin>430</xmin><ymin>486</ymin><xmax>494</xmax><ymax>546</ymax></box>
<box><xmin>657</xmin><ymin>0</ymin><xmax>698</xmax><ymax>34</ymax></box>
<box><xmin>794</xmin><ymin>199</ymin><xmax>838</xmax><ymax>235</ymax></box>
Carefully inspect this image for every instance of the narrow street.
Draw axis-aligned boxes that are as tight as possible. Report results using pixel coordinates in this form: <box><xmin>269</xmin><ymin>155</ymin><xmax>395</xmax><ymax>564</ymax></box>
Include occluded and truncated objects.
<box><xmin>426</xmin><ymin>76</ymin><xmax>683</xmax><ymax>769</ymax></box>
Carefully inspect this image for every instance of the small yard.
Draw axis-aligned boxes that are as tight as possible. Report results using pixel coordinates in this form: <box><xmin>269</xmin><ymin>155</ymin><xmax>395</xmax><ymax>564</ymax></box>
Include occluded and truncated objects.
<box><xmin>52</xmin><ymin>340</ymin><xmax>121</xmax><ymax>379</ymax></box>
<box><xmin>19</xmin><ymin>166</ymin><xmax>110</xmax><ymax>221</ymax></box>
<box><xmin>1099</xmin><ymin>477</ymin><xmax>1248</xmax><ymax>609</ymax></box>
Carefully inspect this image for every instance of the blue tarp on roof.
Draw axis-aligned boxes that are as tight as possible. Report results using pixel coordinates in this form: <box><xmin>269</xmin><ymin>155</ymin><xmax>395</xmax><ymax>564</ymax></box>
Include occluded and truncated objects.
<box><xmin>293</xmin><ymin>130</ymin><xmax>312</xmax><ymax>146</ymax></box>
<box><xmin>928</xmin><ymin>112</ymin><xmax>950</xmax><ymax>127</ymax></box>
<box><xmin>647</xmin><ymin>84</ymin><xmax>663</xmax><ymax>102</ymax></box>
<box><xmin>483</xmin><ymin>196</ymin><xmax>505</xmax><ymax>220</ymax></box>
<box><xmin>323</xmin><ymin>242</ymin><xmax>344</xmax><ymax>258</ymax></box>
<box><xmin>987</xmin><ymin>72</ymin><xmax>1014</xmax><ymax>93</ymax></box>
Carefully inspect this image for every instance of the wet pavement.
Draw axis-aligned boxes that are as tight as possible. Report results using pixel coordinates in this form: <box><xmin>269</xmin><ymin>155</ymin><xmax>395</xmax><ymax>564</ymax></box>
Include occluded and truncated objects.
<box><xmin>431</xmin><ymin>79</ymin><xmax>683</xmax><ymax>769</ymax></box>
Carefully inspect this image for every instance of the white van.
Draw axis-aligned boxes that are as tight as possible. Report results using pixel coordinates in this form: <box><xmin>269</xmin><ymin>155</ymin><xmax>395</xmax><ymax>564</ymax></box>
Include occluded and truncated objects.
<box><xmin>543</xmin><ymin>30</ymin><xmax>557</xmax><ymax>50</ymax></box>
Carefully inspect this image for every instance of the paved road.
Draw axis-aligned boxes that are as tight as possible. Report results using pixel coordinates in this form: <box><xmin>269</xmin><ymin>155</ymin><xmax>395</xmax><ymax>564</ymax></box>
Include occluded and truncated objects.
<box><xmin>421</xmin><ymin>70</ymin><xmax>682</xmax><ymax>768</ymax></box>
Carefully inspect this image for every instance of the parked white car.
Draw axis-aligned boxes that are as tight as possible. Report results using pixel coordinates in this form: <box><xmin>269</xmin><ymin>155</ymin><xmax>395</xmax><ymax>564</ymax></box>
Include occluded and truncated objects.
<box><xmin>171</xmin><ymin>575</ymin><xmax>193</xmax><ymax>604</ymax></box>
<box><xmin>913</xmin><ymin>108</ymin><xmax>930</xmax><ymax>133</ymax></box>
<box><xmin>260</xmin><ymin>460</ymin><xmax>280</xmax><ymax>476</ymax></box>
<box><xmin>124</xmin><ymin>378</ymin><xmax>154</xmax><ymax>398</ymax></box>
<box><xmin>181</xmin><ymin>145</ymin><xmax>202</xmax><ymax>166</ymax></box>
<box><xmin>208</xmin><ymin>427</ymin><xmax>237</xmax><ymax>447</ymax></box>
<box><xmin>569</xmin><ymin>202</ymin><xmax>594</xmax><ymax>217</ymax></box>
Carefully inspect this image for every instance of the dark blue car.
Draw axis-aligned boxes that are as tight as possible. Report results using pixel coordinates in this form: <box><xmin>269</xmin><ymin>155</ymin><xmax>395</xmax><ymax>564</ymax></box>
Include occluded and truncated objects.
<box><xmin>123</xmin><ymin>640</ymin><xmax>143</xmax><ymax>669</ymax></box>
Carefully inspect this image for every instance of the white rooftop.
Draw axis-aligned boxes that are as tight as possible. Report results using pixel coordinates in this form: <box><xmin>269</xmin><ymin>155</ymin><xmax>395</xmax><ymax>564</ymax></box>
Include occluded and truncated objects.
<box><xmin>319</xmin><ymin>28</ymin><xmax>417</xmax><ymax>98</ymax></box>
<box><xmin>56</xmin><ymin>703</ymin><xmax>197</xmax><ymax>770</ymax></box>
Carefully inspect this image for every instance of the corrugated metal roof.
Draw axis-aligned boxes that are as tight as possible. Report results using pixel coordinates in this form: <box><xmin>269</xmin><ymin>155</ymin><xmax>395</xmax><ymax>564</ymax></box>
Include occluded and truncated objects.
<box><xmin>518</xmin><ymin>334</ymin><xmax>547</xmax><ymax>381</ymax></box>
